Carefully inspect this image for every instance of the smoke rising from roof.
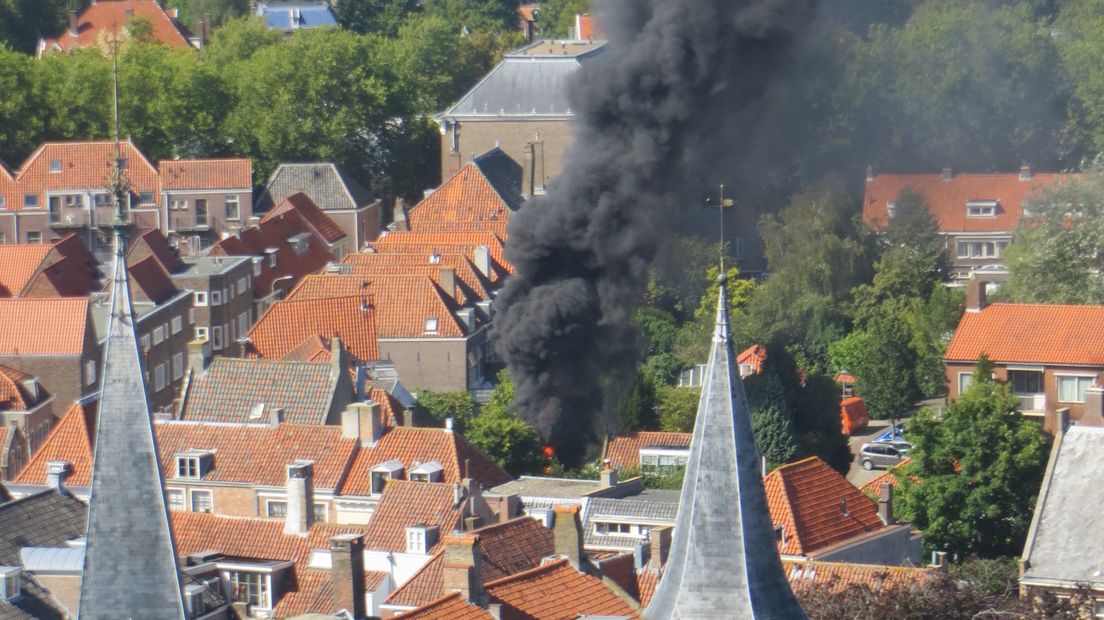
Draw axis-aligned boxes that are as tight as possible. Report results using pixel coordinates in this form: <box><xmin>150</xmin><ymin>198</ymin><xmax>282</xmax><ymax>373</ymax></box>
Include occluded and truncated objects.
<box><xmin>492</xmin><ymin>0</ymin><xmax>816</xmax><ymax>465</ymax></box>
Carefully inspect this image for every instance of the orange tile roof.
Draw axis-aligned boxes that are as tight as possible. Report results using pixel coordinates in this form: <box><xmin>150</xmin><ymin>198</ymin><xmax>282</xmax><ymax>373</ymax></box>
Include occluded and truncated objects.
<box><xmin>595</xmin><ymin>553</ymin><xmax>637</xmax><ymax>600</ymax></box>
<box><xmin>159</xmin><ymin>158</ymin><xmax>252</xmax><ymax>190</ymax></box>
<box><xmin>342</xmin><ymin>251</ymin><xmax>497</xmax><ymax>294</ymax></box>
<box><xmin>386</xmin><ymin>516</ymin><xmax>554</xmax><ymax>608</ymax></box>
<box><xmin>23</xmin><ymin>254</ymin><xmax>98</xmax><ymax>298</ymax></box>
<box><xmin>407</xmin><ymin>164</ymin><xmax>512</xmax><ymax>238</ymax></box>
<box><xmin>11</xmin><ymin>142</ymin><xmax>159</xmax><ymax>211</ymax></box>
<box><xmin>369</xmin><ymin>387</ymin><xmax>406</xmax><ymax>427</ymax></box>
<box><xmin>764</xmin><ymin>457</ymin><xmax>885</xmax><ymax>556</ymax></box>
<box><xmin>783</xmin><ymin>559</ymin><xmax>935</xmax><ymax>594</ymax></box>
<box><xmin>737</xmin><ymin>344</ymin><xmax>767</xmax><ymax>375</ymax></box>
<box><xmin>392</xmin><ymin>592</ymin><xmax>493</xmax><ymax>620</ymax></box>
<box><xmin>154</xmin><ymin>421</ymin><xmax>358</xmax><ymax>489</ymax></box>
<box><xmin>14</xmin><ymin>402</ymin><xmax>96</xmax><ymax>486</ymax></box>
<box><xmin>945</xmin><ymin>303</ymin><xmax>1104</xmax><ymax>365</ymax></box>
<box><xmin>210</xmin><ymin>208</ymin><xmax>335</xmax><ymax>297</ymax></box>
<box><xmin>342</xmin><ymin>263</ymin><xmax>489</xmax><ymax>305</ymax></box>
<box><xmin>860</xmin><ymin>458</ymin><xmax>910</xmax><ymax>497</ymax></box>
<box><xmin>603</xmin><ymin>431</ymin><xmax>691</xmax><ymax>471</ymax></box>
<box><xmin>485</xmin><ymin>558</ymin><xmax>639</xmax><ymax>620</ymax></box>
<box><xmin>360</xmin><ymin>480</ymin><xmax>463</xmax><ymax>553</ymax></box>
<box><xmin>281</xmin><ymin>334</ymin><xmax>333</xmax><ymax>362</ymax></box>
<box><xmin>263</xmin><ymin>192</ymin><xmax>346</xmax><ymax>244</ymax></box>
<box><xmin>129</xmin><ymin>229</ymin><xmax>185</xmax><ymax>273</ymax></box>
<box><xmin>0</xmin><ymin>297</ymin><xmax>90</xmax><ymax>356</ymax></box>
<box><xmin>371</xmin><ymin>231</ymin><xmax>512</xmax><ymax>273</ymax></box>
<box><xmin>125</xmin><ymin>254</ymin><xmax>178</xmax><ymax>303</ymax></box>
<box><xmin>0</xmin><ymin>365</ymin><xmax>35</xmax><ymax>410</ymax></box>
<box><xmin>0</xmin><ymin>245</ymin><xmax>52</xmax><ymax>296</ymax></box>
<box><xmin>635</xmin><ymin>570</ymin><xmax>658</xmax><ymax>607</ymax></box>
<box><xmin>287</xmin><ymin>275</ymin><xmax>468</xmax><ymax>338</ymax></box>
<box><xmin>338</xmin><ymin>426</ymin><xmax>511</xmax><ymax>497</ymax></box>
<box><xmin>41</xmin><ymin>0</ymin><xmax>192</xmax><ymax>54</ymax></box>
<box><xmin>862</xmin><ymin>173</ymin><xmax>1074</xmax><ymax>233</ymax></box>
<box><xmin>248</xmin><ymin>295</ymin><xmax>380</xmax><ymax>361</ymax></box>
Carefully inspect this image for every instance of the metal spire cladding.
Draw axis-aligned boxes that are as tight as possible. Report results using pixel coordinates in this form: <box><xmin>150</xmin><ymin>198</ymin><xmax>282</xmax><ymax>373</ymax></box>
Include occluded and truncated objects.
<box><xmin>643</xmin><ymin>276</ymin><xmax>808</xmax><ymax>620</ymax></box>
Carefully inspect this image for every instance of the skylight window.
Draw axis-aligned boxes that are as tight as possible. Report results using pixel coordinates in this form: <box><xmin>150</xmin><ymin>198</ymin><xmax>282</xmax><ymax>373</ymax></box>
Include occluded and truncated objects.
<box><xmin>424</xmin><ymin>317</ymin><xmax>439</xmax><ymax>333</ymax></box>
<box><xmin>49</xmin><ymin>160</ymin><xmax>61</xmax><ymax>173</ymax></box>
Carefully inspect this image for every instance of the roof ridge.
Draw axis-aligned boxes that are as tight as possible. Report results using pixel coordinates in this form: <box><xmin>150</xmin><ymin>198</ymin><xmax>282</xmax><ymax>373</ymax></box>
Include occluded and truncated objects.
<box><xmin>484</xmin><ymin>557</ymin><xmax>570</xmax><ymax>587</ymax></box>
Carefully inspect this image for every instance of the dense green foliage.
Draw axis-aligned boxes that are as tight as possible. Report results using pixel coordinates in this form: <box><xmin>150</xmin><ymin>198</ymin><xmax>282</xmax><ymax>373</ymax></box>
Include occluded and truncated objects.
<box><xmin>415</xmin><ymin>389</ymin><xmax>476</xmax><ymax>432</ymax></box>
<box><xmin>166</xmin><ymin>0</ymin><xmax>249</xmax><ymax>30</ymax></box>
<box><xmin>894</xmin><ymin>360</ymin><xmax>1051</xmax><ymax>559</ymax></box>
<box><xmin>466</xmin><ymin>370</ymin><xmax>547</xmax><ymax>476</ymax></box>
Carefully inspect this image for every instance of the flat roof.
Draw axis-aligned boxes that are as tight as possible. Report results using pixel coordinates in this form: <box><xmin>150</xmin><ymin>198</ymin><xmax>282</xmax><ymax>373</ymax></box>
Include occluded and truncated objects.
<box><xmin>173</xmin><ymin>256</ymin><xmax>249</xmax><ymax>277</ymax></box>
<box><xmin>490</xmin><ymin>476</ymin><xmax>604</xmax><ymax>499</ymax></box>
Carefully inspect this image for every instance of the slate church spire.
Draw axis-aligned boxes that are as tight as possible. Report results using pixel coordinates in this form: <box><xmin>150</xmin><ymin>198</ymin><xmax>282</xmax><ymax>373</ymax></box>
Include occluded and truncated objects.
<box><xmin>77</xmin><ymin>31</ymin><xmax>186</xmax><ymax>618</ymax></box>
<box><xmin>643</xmin><ymin>276</ymin><xmax>807</xmax><ymax>619</ymax></box>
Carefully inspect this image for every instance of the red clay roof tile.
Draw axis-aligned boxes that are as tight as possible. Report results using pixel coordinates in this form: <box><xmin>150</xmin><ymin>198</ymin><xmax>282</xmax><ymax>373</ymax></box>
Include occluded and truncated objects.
<box><xmin>0</xmin><ymin>365</ymin><xmax>36</xmax><ymax>411</ymax></box>
<box><xmin>159</xmin><ymin>158</ymin><xmax>252</xmax><ymax>190</ymax></box>
<box><xmin>484</xmin><ymin>558</ymin><xmax>639</xmax><ymax>620</ymax></box>
<box><xmin>391</xmin><ymin>592</ymin><xmax>492</xmax><ymax>620</ymax></box>
<box><xmin>763</xmin><ymin>457</ymin><xmax>885</xmax><ymax>556</ymax></box>
<box><xmin>603</xmin><ymin>431</ymin><xmax>691</xmax><ymax>471</ymax></box>
<box><xmin>41</xmin><ymin>0</ymin><xmax>192</xmax><ymax>54</ymax></box>
<box><xmin>945</xmin><ymin>303</ymin><xmax>1104</xmax><ymax>366</ymax></box>
<box><xmin>360</xmin><ymin>480</ymin><xmax>463</xmax><ymax>553</ymax></box>
<box><xmin>0</xmin><ymin>297</ymin><xmax>90</xmax><ymax>356</ymax></box>
<box><xmin>12</xmin><ymin>142</ymin><xmax>159</xmax><ymax>210</ymax></box>
<box><xmin>14</xmin><ymin>402</ymin><xmax>96</xmax><ymax>486</ymax></box>
<box><xmin>0</xmin><ymin>245</ymin><xmax>52</xmax><ymax>296</ymax></box>
<box><xmin>263</xmin><ymin>192</ymin><xmax>346</xmax><ymax>244</ymax></box>
<box><xmin>407</xmin><ymin>164</ymin><xmax>512</xmax><ymax>238</ymax></box>
<box><xmin>342</xmin><ymin>251</ymin><xmax>496</xmax><ymax>296</ymax></box>
<box><xmin>783</xmin><ymin>559</ymin><xmax>935</xmax><ymax>594</ymax></box>
<box><xmin>248</xmin><ymin>295</ymin><xmax>380</xmax><ymax>362</ymax></box>
<box><xmin>371</xmin><ymin>231</ymin><xmax>512</xmax><ymax>274</ymax></box>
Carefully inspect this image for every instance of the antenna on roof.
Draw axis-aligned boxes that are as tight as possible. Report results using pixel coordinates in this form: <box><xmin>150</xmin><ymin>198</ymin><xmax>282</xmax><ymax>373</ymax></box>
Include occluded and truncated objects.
<box><xmin>704</xmin><ymin>184</ymin><xmax>735</xmax><ymax>275</ymax></box>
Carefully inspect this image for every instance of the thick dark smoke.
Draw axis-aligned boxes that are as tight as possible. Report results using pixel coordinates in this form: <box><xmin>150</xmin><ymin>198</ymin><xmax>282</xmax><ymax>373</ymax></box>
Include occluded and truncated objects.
<box><xmin>492</xmin><ymin>0</ymin><xmax>816</xmax><ymax>465</ymax></box>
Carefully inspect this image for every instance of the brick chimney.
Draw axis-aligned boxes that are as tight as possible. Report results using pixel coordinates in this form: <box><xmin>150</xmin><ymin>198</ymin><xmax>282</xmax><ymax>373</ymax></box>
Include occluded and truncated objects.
<box><xmin>1081</xmin><ymin>386</ymin><xmax>1104</xmax><ymax>427</ymax></box>
<box><xmin>439</xmin><ymin>268</ymin><xmax>457</xmax><ymax>301</ymax></box>
<box><xmin>648</xmin><ymin>525</ymin><xmax>672</xmax><ymax>571</ymax></box>
<box><xmin>966</xmin><ymin>279</ymin><xmax>988</xmax><ymax>313</ymax></box>
<box><xmin>441</xmin><ymin>533</ymin><xmax>487</xmax><ymax>605</ymax></box>
<box><xmin>1056</xmin><ymin>407</ymin><xmax>1071</xmax><ymax>435</ymax></box>
<box><xmin>1019</xmin><ymin>164</ymin><xmax>1033</xmax><ymax>181</ymax></box>
<box><xmin>330</xmin><ymin>534</ymin><xmax>367</xmax><ymax>620</ymax></box>
<box><xmin>941</xmin><ymin>167</ymin><xmax>953</xmax><ymax>182</ymax></box>
<box><xmin>46</xmin><ymin>460</ymin><xmax>71</xmax><ymax>490</ymax></box>
<box><xmin>68</xmin><ymin>10</ymin><xmax>79</xmax><ymax>36</ymax></box>
<box><xmin>341</xmin><ymin>401</ymin><xmax>383</xmax><ymax>446</ymax></box>
<box><xmin>473</xmin><ymin>246</ymin><xmax>492</xmax><ymax>278</ymax></box>
<box><xmin>552</xmin><ymin>505</ymin><xmax>584</xmax><ymax>570</ymax></box>
<box><xmin>285</xmin><ymin>460</ymin><xmax>315</xmax><ymax>535</ymax></box>
<box><xmin>877</xmin><ymin>483</ymin><xmax>895</xmax><ymax>525</ymax></box>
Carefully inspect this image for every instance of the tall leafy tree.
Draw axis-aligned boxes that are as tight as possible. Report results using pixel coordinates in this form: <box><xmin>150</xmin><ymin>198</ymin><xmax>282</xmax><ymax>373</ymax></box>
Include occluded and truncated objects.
<box><xmin>895</xmin><ymin>359</ymin><xmax>1051</xmax><ymax>559</ymax></box>
<box><xmin>467</xmin><ymin>370</ymin><xmax>546</xmax><ymax>475</ymax></box>
<box><xmin>165</xmin><ymin>0</ymin><xmax>249</xmax><ymax>32</ymax></box>
<box><xmin>334</xmin><ymin>0</ymin><xmax>420</xmax><ymax>36</ymax></box>
<box><xmin>0</xmin><ymin>0</ymin><xmax>78</xmax><ymax>54</ymax></box>
<box><xmin>0</xmin><ymin>46</ymin><xmax>44</xmax><ymax>162</ymax></box>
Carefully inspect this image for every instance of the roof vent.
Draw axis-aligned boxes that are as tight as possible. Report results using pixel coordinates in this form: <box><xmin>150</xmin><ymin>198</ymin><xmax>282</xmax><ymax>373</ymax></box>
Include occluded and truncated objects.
<box><xmin>0</xmin><ymin>566</ymin><xmax>21</xmax><ymax>602</ymax></box>
<box><xmin>249</xmin><ymin>402</ymin><xmax>266</xmax><ymax>420</ymax></box>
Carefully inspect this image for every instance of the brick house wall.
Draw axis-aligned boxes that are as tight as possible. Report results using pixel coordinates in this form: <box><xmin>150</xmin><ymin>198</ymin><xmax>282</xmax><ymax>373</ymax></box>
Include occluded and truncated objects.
<box><xmin>326</xmin><ymin>204</ymin><xmax>382</xmax><ymax>253</ymax></box>
<box><xmin>440</xmin><ymin>119</ymin><xmax>575</xmax><ymax>193</ymax></box>
<box><xmin>172</xmin><ymin>260</ymin><xmax>255</xmax><ymax>358</ymax></box>
<box><xmin>164</xmin><ymin>189</ymin><xmax>253</xmax><ymax>253</ymax></box>
<box><xmin>379</xmin><ymin>329</ymin><xmax>492</xmax><ymax>392</ymax></box>
<box><xmin>131</xmin><ymin>291</ymin><xmax>195</xmax><ymax>413</ymax></box>
<box><xmin>162</xmin><ymin>480</ymin><xmax>339</xmax><ymax>523</ymax></box>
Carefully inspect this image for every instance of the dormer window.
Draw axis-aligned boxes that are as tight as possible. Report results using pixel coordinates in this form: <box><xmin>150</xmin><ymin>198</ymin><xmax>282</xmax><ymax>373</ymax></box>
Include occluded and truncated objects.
<box><xmin>49</xmin><ymin>159</ymin><xmax>61</xmax><ymax>173</ymax></box>
<box><xmin>405</xmin><ymin>525</ymin><xmax>439</xmax><ymax>554</ymax></box>
<box><xmin>966</xmin><ymin>200</ymin><xmax>999</xmax><ymax>218</ymax></box>
<box><xmin>176</xmin><ymin>450</ymin><xmax>213</xmax><ymax>479</ymax></box>
<box><xmin>409</xmin><ymin>461</ymin><xmax>444</xmax><ymax>482</ymax></box>
<box><xmin>639</xmin><ymin>448</ymin><xmax>690</xmax><ymax>474</ymax></box>
<box><xmin>0</xmin><ymin>566</ymin><xmax>21</xmax><ymax>602</ymax></box>
<box><xmin>424</xmin><ymin>318</ymin><xmax>439</xmax><ymax>334</ymax></box>
<box><xmin>370</xmin><ymin>459</ymin><xmax>405</xmax><ymax>494</ymax></box>
<box><xmin>886</xmin><ymin>202</ymin><xmax>897</xmax><ymax>219</ymax></box>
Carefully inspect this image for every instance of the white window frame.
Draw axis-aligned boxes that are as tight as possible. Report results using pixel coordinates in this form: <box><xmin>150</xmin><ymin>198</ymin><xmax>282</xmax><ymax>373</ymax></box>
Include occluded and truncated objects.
<box><xmin>173</xmin><ymin>352</ymin><xmax>185</xmax><ymax>381</ymax></box>
<box><xmin>313</xmin><ymin>503</ymin><xmax>328</xmax><ymax>523</ymax></box>
<box><xmin>26</xmin><ymin>231</ymin><xmax>42</xmax><ymax>244</ymax></box>
<box><xmin>23</xmin><ymin>194</ymin><xmax>38</xmax><ymax>209</ymax></box>
<box><xmin>153</xmin><ymin>325</ymin><xmax>166</xmax><ymax>345</ymax></box>
<box><xmin>194</xmin><ymin>291</ymin><xmax>208</xmax><ymax>307</ymax></box>
<box><xmin>154</xmin><ymin>363</ymin><xmax>167</xmax><ymax>391</ymax></box>
<box><xmin>265</xmin><ymin>500</ymin><xmax>287</xmax><ymax>518</ymax></box>
<box><xmin>225</xmin><ymin>195</ymin><xmax>241</xmax><ymax>221</ymax></box>
<box><xmin>140</xmin><ymin>334</ymin><xmax>151</xmax><ymax>350</ymax></box>
<box><xmin>227</xmin><ymin>570</ymin><xmax>269</xmax><ymax>608</ymax></box>
<box><xmin>195</xmin><ymin>326</ymin><xmax>209</xmax><ymax>340</ymax></box>
<box><xmin>171</xmin><ymin>316</ymin><xmax>183</xmax><ymax>334</ymax></box>
<box><xmin>177</xmin><ymin>456</ymin><xmax>200</xmax><ymax>479</ymax></box>
<box><xmin>166</xmin><ymin>488</ymin><xmax>185</xmax><ymax>511</ymax></box>
<box><xmin>238</xmin><ymin>277</ymin><xmax>248</xmax><ymax>295</ymax></box>
<box><xmin>211</xmin><ymin>326</ymin><xmax>223</xmax><ymax>350</ymax></box>
<box><xmin>84</xmin><ymin>360</ymin><xmax>97</xmax><ymax>387</ymax></box>
<box><xmin>424</xmin><ymin>317</ymin><xmax>439</xmax><ymax>334</ymax></box>
<box><xmin>211</xmin><ymin>290</ymin><xmax>222</xmax><ymax>306</ymax></box>
<box><xmin>171</xmin><ymin>199</ymin><xmax>187</xmax><ymax>210</ymax></box>
<box><xmin>190</xmin><ymin>489</ymin><xmax>213</xmax><ymax>513</ymax></box>
<box><xmin>966</xmin><ymin>200</ymin><xmax>998</xmax><ymax>218</ymax></box>
<box><xmin>958</xmin><ymin>372</ymin><xmax>974</xmax><ymax>396</ymax></box>
<box><xmin>1057</xmin><ymin>374</ymin><xmax>1095</xmax><ymax>404</ymax></box>
<box><xmin>49</xmin><ymin>159</ymin><xmax>61</xmax><ymax>173</ymax></box>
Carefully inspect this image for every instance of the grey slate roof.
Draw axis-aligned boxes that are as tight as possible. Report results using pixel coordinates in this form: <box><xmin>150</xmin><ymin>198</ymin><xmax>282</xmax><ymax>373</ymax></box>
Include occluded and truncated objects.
<box><xmin>77</xmin><ymin>230</ymin><xmax>186</xmax><ymax>619</ymax></box>
<box><xmin>643</xmin><ymin>283</ymin><xmax>807</xmax><ymax>620</ymax></box>
<box><xmin>181</xmin><ymin>356</ymin><xmax>344</xmax><ymax>425</ymax></box>
<box><xmin>0</xmin><ymin>489</ymin><xmax>86</xmax><ymax>620</ymax></box>
<box><xmin>1021</xmin><ymin>424</ymin><xmax>1104</xmax><ymax>588</ymax></box>
<box><xmin>441</xmin><ymin>41</ymin><xmax>606</xmax><ymax>120</ymax></box>
<box><xmin>473</xmin><ymin>148</ymin><xmax>525</xmax><ymax>211</ymax></box>
<box><xmin>584</xmin><ymin>492</ymin><xmax>680</xmax><ymax>551</ymax></box>
<box><xmin>256</xmin><ymin>163</ymin><xmax>375</xmax><ymax>214</ymax></box>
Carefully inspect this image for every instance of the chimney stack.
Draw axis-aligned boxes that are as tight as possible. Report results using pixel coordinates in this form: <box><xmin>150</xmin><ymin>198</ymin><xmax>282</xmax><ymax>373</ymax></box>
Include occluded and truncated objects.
<box><xmin>965</xmin><ymin>278</ymin><xmax>988</xmax><ymax>313</ymax></box>
<box><xmin>341</xmin><ymin>401</ymin><xmax>384</xmax><ymax>446</ymax></box>
<box><xmin>439</xmin><ymin>268</ymin><xmax>457</xmax><ymax>301</ymax></box>
<box><xmin>1081</xmin><ymin>386</ymin><xmax>1104</xmax><ymax>427</ymax></box>
<box><xmin>284</xmin><ymin>460</ymin><xmax>315</xmax><ymax>535</ymax></box>
<box><xmin>187</xmin><ymin>338</ymin><xmax>211</xmax><ymax>375</ymax></box>
<box><xmin>600</xmin><ymin>467</ymin><xmax>618</xmax><ymax>489</ymax></box>
<box><xmin>941</xmin><ymin>167</ymin><xmax>953</xmax><ymax>182</ymax></box>
<box><xmin>1056</xmin><ymin>407</ymin><xmax>1072</xmax><ymax>435</ymax></box>
<box><xmin>473</xmin><ymin>246</ymin><xmax>492</xmax><ymax>278</ymax></box>
<box><xmin>877</xmin><ymin>483</ymin><xmax>895</xmax><ymax>526</ymax></box>
<box><xmin>46</xmin><ymin>460</ymin><xmax>72</xmax><ymax>490</ymax></box>
<box><xmin>648</xmin><ymin>525</ymin><xmax>672</xmax><ymax>571</ymax></box>
<box><xmin>330</xmin><ymin>534</ymin><xmax>367</xmax><ymax>620</ymax></box>
<box><xmin>68</xmin><ymin>10</ymin><xmax>79</xmax><ymax>36</ymax></box>
<box><xmin>865</xmin><ymin>165</ymin><xmax>874</xmax><ymax>183</ymax></box>
<box><xmin>392</xmin><ymin>199</ymin><xmax>409</xmax><ymax>232</ymax></box>
<box><xmin>552</xmin><ymin>505</ymin><xmax>584</xmax><ymax>570</ymax></box>
<box><xmin>1019</xmin><ymin>164</ymin><xmax>1033</xmax><ymax>181</ymax></box>
<box><xmin>441</xmin><ymin>534</ymin><xmax>487</xmax><ymax>605</ymax></box>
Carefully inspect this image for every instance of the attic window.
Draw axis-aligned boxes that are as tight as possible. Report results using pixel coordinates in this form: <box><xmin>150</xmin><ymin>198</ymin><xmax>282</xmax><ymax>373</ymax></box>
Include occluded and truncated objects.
<box><xmin>429</xmin><ymin>252</ymin><xmax>441</xmax><ymax>264</ymax></box>
<box><xmin>0</xmin><ymin>566</ymin><xmax>21</xmax><ymax>602</ymax></box>
<box><xmin>424</xmin><ymin>318</ymin><xmax>439</xmax><ymax>334</ymax></box>
<box><xmin>176</xmin><ymin>450</ymin><xmax>213</xmax><ymax>479</ymax></box>
<box><xmin>886</xmin><ymin>202</ymin><xmax>897</xmax><ymax>219</ymax></box>
<box><xmin>49</xmin><ymin>160</ymin><xmax>62</xmax><ymax>173</ymax></box>
<box><xmin>966</xmin><ymin>200</ymin><xmax>998</xmax><ymax>217</ymax></box>
<box><xmin>370</xmin><ymin>459</ymin><xmax>405</xmax><ymax>494</ymax></box>
<box><xmin>409</xmin><ymin>461</ymin><xmax>444</xmax><ymax>482</ymax></box>
<box><xmin>287</xmin><ymin>232</ymin><xmax>311</xmax><ymax>256</ymax></box>
<box><xmin>139</xmin><ymin>192</ymin><xmax>154</xmax><ymax>205</ymax></box>
<box><xmin>405</xmin><ymin>525</ymin><xmax>439</xmax><ymax>555</ymax></box>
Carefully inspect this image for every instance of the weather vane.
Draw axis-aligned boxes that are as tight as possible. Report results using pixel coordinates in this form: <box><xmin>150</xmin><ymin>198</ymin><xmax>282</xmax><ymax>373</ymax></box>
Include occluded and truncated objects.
<box><xmin>705</xmin><ymin>184</ymin><xmax>735</xmax><ymax>274</ymax></box>
<box><xmin>104</xmin><ymin>22</ymin><xmax>129</xmax><ymax>233</ymax></box>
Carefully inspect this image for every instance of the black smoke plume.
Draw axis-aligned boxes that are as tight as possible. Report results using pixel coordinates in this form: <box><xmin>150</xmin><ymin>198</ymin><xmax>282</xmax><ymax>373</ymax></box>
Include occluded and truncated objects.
<box><xmin>492</xmin><ymin>0</ymin><xmax>816</xmax><ymax>465</ymax></box>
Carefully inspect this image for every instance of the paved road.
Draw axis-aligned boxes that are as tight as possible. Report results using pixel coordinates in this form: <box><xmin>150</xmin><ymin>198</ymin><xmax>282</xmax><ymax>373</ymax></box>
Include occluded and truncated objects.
<box><xmin>844</xmin><ymin>397</ymin><xmax>946</xmax><ymax>489</ymax></box>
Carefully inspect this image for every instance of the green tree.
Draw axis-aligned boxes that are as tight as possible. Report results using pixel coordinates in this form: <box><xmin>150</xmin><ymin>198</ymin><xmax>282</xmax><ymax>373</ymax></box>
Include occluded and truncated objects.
<box><xmin>33</xmin><ymin>49</ymin><xmax>112</xmax><ymax>144</ymax></box>
<box><xmin>1055</xmin><ymin>0</ymin><xmax>1104</xmax><ymax>159</ymax></box>
<box><xmin>617</xmin><ymin>371</ymin><xmax>658</xmax><ymax>432</ymax></box>
<box><xmin>0</xmin><ymin>0</ymin><xmax>77</xmax><ymax>55</ymax></box>
<box><xmin>830</xmin><ymin>311</ymin><xmax>918</xmax><ymax>419</ymax></box>
<box><xmin>656</xmin><ymin>385</ymin><xmax>700</xmax><ymax>433</ymax></box>
<box><xmin>1003</xmin><ymin>168</ymin><xmax>1104</xmax><ymax>304</ymax></box>
<box><xmin>895</xmin><ymin>359</ymin><xmax>1051</xmax><ymax>559</ymax></box>
<box><xmin>467</xmin><ymin>370</ymin><xmax>546</xmax><ymax>475</ymax></box>
<box><xmin>415</xmin><ymin>389</ymin><xmax>476</xmax><ymax>432</ymax></box>
<box><xmin>199</xmin><ymin>16</ymin><xmax>283</xmax><ymax>69</ymax></box>
<box><xmin>751</xmin><ymin>404</ymin><xmax>799</xmax><ymax>469</ymax></box>
<box><xmin>536</xmin><ymin>0</ymin><xmax>588</xmax><ymax>38</ymax></box>
<box><xmin>673</xmin><ymin>265</ymin><xmax>756</xmax><ymax>370</ymax></box>
<box><xmin>334</xmin><ymin>0</ymin><xmax>420</xmax><ymax>35</ymax></box>
<box><xmin>166</xmin><ymin>0</ymin><xmax>249</xmax><ymax>31</ymax></box>
<box><xmin>0</xmin><ymin>46</ymin><xmax>44</xmax><ymax>162</ymax></box>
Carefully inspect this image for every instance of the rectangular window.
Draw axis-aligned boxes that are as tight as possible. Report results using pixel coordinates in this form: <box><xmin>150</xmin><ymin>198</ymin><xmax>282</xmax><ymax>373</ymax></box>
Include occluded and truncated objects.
<box><xmin>49</xmin><ymin>159</ymin><xmax>61</xmax><ymax>173</ymax></box>
<box><xmin>171</xmin><ymin>199</ymin><xmax>187</xmax><ymax>210</ymax></box>
<box><xmin>238</xmin><ymin>277</ymin><xmax>248</xmax><ymax>295</ymax></box>
<box><xmin>166</xmin><ymin>489</ymin><xmax>185</xmax><ymax>511</ymax></box>
<box><xmin>211</xmin><ymin>326</ymin><xmax>223</xmax><ymax>350</ymax></box>
<box><xmin>153</xmin><ymin>325</ymin><xmax>166</xmax><ymax>345</ymax></box>
<box><xmin>140</xmin><ymin>334</ymin><xmax>151</xmax><ymax>350</ymax></box>
<box><xmin>966</xmin><ymin>201</ymin><xmax>998</xmax><ymax>217</ymax></box>
<box><xmin>406</xmin><ymin>529</ymin><xmax>425</xmax><ymax>553</ymax></box>
<box><xmin>0</xmin><ymin>197</ymin><xmax>5</xmax><ymax>210</ymax></box>
<box><xmin>228</xmin><ymin>571</ymin><xmax>267</xmax><ymax>608</ymax></box>
<box><xmin>26</xmin><ymin>231</ymin><xmax>42</xmax><ymax>244</ymax></box>
<box><xmin>238</xmin><ymin>312</ymin><xmax>249</xmax><ymax>335</ymax></box>
<box><xmin>190</xmin><ymin>489</ymin><xmax>213</xmax><ymax>513</ymax></box>
<box><xmin>194</xmin><ymin>291</ymin><xmax>208</xmax><ymax>306</ymax></box>
<box><xmin>171</xmin><ymin>316</ymin><xmax>183</xmax><ymax>334</ymax></box>
<box><xmin>154</xmin><ymin>363</ymin><xmax>167</xmax><ymax>391</ymax></box>
<box><xmin>24</xmin><ymin>194</ymin><xmax>38</xmax><ymax>209</ymax></box>
<box><xmin>177</xmin><ymin>457</ymin><xmax>199</xmax><ymax>478</ymax></box>
<box><xmin>424</xmin><ymin>317</ymin><xmax>439</xmax><ymax>333</ymax></box>
<box><xmin>265</xmin><ymin>500</ymin><xmax>287</xmax><ymax>518</ymax></box>
<box><xmin>958</xmin><ymin>372</ymin><xmax>974</xmax><ymax>395</ymax></box>
<box><xmin>956</xmin><ymin>241</ymin><xmax>1002</xmax><ymax>259</ymax></box>
<box><xmin>173</xmin><ymin>352</ymin><xmax>184</xmax><ymax>381</ymax></box>
<box><xmin>225</xmin><ymin>195</ymin><xmax>240</xmax><ymax>220</ymax></box>
<box><xmin>189</xmin><ymin>308</ymin><xmax>196</xmax><ymax>325</ymax></box>
<box><xmin>210</xmin><ymin>290</ymin><xmax>222</xmax><ymax>306</ymax></box>
<box><xmin>313</xmin><ymin>503</ymin><xmax>328</xmax><ymax>523</ymax></box>
<box><xmin>84</xmin><ymin>360</ymin><xmax>97</xmax><ymax>386</ymax></box>
<box><xmin>139</xmin><ymin>192</ymin><xmax>154</xmax><ymax>205</ymax></box>
<box><xmin>1057</xmin><ymin>375</ymin><xmax>1094</xmax><ymax>403</ymax></box>
<box><xmin>93</xmin><ymin>193</ymin><xmax>111</xmax><ymax>207</ymax></box>
<box><xmin>195</xmin><ymin>326</ymin><xmax>209</xmax><ymax>340</ymax></box>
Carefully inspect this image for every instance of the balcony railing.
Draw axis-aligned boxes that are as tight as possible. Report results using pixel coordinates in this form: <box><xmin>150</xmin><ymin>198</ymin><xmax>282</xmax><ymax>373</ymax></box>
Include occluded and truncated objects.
<box><xmin>49</xmin><ymin>211</ymin><xmax>90</xmax><ymax>228</ymax></box>
<box><xmin>1016</xmin><ymin>392</ymin><xmax>1046</xmax><ymax>413</ymax></box>
<box><xmin>172</xmin><ymin>214</ymin><xmax>210</xmax><ymax>232</ymax></box>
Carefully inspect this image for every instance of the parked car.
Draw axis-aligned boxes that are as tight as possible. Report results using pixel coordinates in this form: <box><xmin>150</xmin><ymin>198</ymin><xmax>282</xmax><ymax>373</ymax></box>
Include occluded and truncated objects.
<box><xmin>875</xmin><ymin>423</ymin><xmax>906</xmax><ymax>443</ymax></box>
<box><xmin>859</xmin><ymin>441</ymin><xmax>908</xmax><ymax>470</ymax></box>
